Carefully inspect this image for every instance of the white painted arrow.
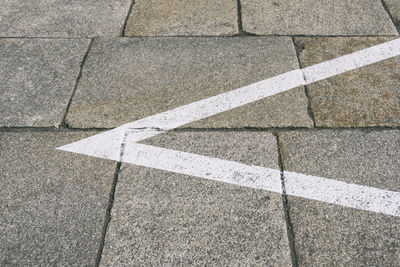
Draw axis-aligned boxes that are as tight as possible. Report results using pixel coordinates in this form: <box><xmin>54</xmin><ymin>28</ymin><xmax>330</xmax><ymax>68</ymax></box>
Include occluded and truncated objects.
<box><xmin>57</xmin><ymin>38</ymin><xmax>400</xmax><ymax>217</ymax></box>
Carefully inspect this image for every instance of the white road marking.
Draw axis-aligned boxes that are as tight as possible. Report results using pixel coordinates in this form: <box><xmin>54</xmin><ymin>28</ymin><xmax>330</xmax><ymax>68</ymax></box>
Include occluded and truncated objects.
<box><xmin>284</xmin><ymin>171</ymin><xmax>400</xmax><ymax>217</ymax></box>
<box><xmin>58</xmin><ymin>38</ymin><xmax>400</xmax><ymax>159</ymax></box>
<box><xmin>57</xmin><ymin>70</ymin><xmax>305</xmax><ymax>160</ymax></box>
<box><xmin>120</xmin><ymin>142</ymin><xmax>400</xmax><ymax>217</ymax></box>
<box><xmin>123</xmin><ymin>142</ymin><xmax>283</xmax><ymax>193</ymax></box>
<box><xmin>302</xmin><ymin>38</ymin><xmax>400</xmax><ymax>83</ymax></box>
<box><xmin>57</xmin><ymin>38</ymin><xmax>400</xmax><ymax>217</ymax></box>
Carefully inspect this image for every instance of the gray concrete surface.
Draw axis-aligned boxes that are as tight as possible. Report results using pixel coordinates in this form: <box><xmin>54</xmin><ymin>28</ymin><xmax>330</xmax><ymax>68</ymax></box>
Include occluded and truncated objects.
<box><xmin>279</xmin><ymin>130</ymin><xmax>400</xmax><ymax>265</ymax></box>
<box><xmin>0</xmin><ymin>132</ymin><xmax>116</xmax><ymax>266</ymax></box>
<box><xmin>1</xmin><ymin>0</ymin><xmax>399</xmax><ymax>265</ymax></box>
<box><xmin>124</xmin><ymin>0</ymin><xmax>238</xmax><ymax>36</ymax></box>
<box><xmin>66</xmin><ymin>37</ymin><xmax>312</xmax><ymax>128</ymax></box>
<box><xmin>100</xmin><ymin>132</ymin><xmax>292</xmax><ymax>265</ymax></box>
<box><xmin>296</xmin><ymin>37</ymin><xmax>400</xmax><ymax>127</ymax></box>
<box><xmin>0</xmin><ymin>38</ymin><xmax>89</xmax><ymax>127</ymax></box>
<box><xmin>0</xmin><ymin>0</ymin><xmax>132</xmax><ymax>37</ymax></box>
<box><xmin>241</xmin><ymin>0</ymin><xmax>398</xmax><ymax>35</ymax></box>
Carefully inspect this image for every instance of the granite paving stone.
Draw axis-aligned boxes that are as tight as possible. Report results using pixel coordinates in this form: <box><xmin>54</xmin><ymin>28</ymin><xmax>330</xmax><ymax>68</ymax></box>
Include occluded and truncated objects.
<box><xmin>124</xmin><ymin>0</ymin><xmax>238</xmax><ymax>36</ymax></box>
<box><xmin>66</xmin><ymin>37</ymin><xmax>312</xmax><ymax>128</ymax></box>
<box><xmin>384</xmin><ymin>0</ymin><xmax>400</xmax><ymax>31</ymax></box>
<box><xmin>241</xmin><ymin>0</ymin><xmax>398</xmax><ymax>36</ymax></box>
<box><xmin>279</xmin><ymin>130</ymin><xmax>400</xmax><ymax>266</ymax></box>
<box><xmin>100</xmin><ymin>131</ymin><xmax>292</xmax><ymax>265</ymax></box>
<box><xmin>0</xmin><ymin>132</ymin><xmax>116</xmax><ymax>266</ymax></box>
<box><xmin>296</xmin><ymin>37</ymin><xmax>400</xmax><ymax>127</ymax></box>
<box><xmin>0</xmin><ymin>0</ymin><xmax>132</xmax><ymax>37</ymax></box>
<box><xmin>0</xmin><ymin>38</ymin><xmax>89</xmax><ymax>127</ymax></box>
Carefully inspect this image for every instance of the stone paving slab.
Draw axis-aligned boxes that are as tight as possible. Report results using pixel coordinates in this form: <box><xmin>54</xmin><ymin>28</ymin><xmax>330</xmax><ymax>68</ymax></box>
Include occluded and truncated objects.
<box><xmin>279</xmin><ymin>130</ymin><xmax>400</xmax><ymax>265</ymax></box>
<box><xmin>385</xmin><ymin>0</ymin><xmax>400</xmax><ymax>31</ymax></box>
<box><xmin>124</xmin><ymin>0</ymin><xmax>238</xmax><ymax>36</ymax></box>
<box><xmin>0</xmin><ymin>38</ymin><xmax>89</xmax><ymax>127</ymax></box>
<box><xmin>100</xmin><ymin>131</ymin><xmax>292</xmax><ymax>265</ymax></box>
<box><xmin>66</xmin><ymin>37</ymin><xmax>312</xmax><ymax>128</ymax></box>
<box><xmin>296</xmin><ymin>37</ymin><xmax>400</xmax><ymax>127</ymax></box>
<box><xmin>0</xmin><ymin>132</ymin><xmax>116</xmax><ymax>266</ymax></box>
<box><xmin>241</xmin><ymin>0</ymin><xmax>398</xmax><ymax>36</ymax></box>
<box><xmin>0</xmin><ymin>0</ymin><xmax>132</xmax><ymax>37</ymax></box>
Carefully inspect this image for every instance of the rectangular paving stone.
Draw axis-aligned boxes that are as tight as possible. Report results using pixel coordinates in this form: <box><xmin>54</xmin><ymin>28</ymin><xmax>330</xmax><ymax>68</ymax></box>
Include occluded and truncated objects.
<box><xmin>0</xmin><ymin>38</ymin><xmax>89</xmax><ymax>127</ymax></box>
<box><xmin>67</xmin><ymin>37</ymin><xmax>312</xmax><ymax>128</ymax></box>
<box><xmin>124</xmin><ymin>0</ymin><xmax>238</xmax><ymax>36</ymax></box>
<box><xmin>100</xmin><ymin>131</ymin><xmax>292</xmax><ymax>265</ymax></box>
<box><xmin>385</xmin><ymin>0</ymin><xmax>400</xmax><ymax>32</ymax></box>
<box><xmin>279</xmin><ymin>130</ymin><xmax>400</xmax><ymax>266</ymax></box>
<box><xmin>241</xmin><ymin>0</ymin><xmax>398</xmax><ymax>35</ymax></box>
<box><xmin>0</xmin><ymin>0</ymin><xmax>132</xmax><ymax>37</ymax></box>
<box><xmin>295</xmin><ymin>37</ymin><xmax>400</xmax><ymax>127</ymax></box>
<box><xmin>0</xmin><ymin>132</ymin><xmax>116</xmax><ymax>266</ymax></box>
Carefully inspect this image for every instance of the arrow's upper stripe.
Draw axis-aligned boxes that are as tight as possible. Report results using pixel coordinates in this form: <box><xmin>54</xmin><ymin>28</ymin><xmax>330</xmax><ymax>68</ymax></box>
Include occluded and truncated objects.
<box><xmin>58</xmin><ymin>38</ymin><xmax>400</xmax><ymax>160</ymax></box>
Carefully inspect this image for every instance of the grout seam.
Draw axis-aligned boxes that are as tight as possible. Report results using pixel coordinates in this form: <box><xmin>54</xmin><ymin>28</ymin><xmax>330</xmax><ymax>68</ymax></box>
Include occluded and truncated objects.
<box><xmin>1</xmin><ymin>126</ymin><xmax>400</xmax><ymax>133</ymax></box>
<box><xmin>381</xmin><ymin>0</ymin><xmax>400</xmax><ymax>34</ymax></box>
<box><xmin>291</xmin><ymin>37</ymin><xmax>317</xmax><ymax>127</ymax></box>
<box><xmin>1</xmin><ymin>34</ymin><xmax>399</xmax><ymax>39</ymax></box>
<box><xmin>235</xmin><ymin>0</ymin><xmax>256</xmax><ymax>36</ymax></box>
<box><xmin>95</xmin><ymin>162</ymin><xmax>122</xmax><ymax>266</ymax></box>
<box><xmin>60</xmin><ymin>38</ymin><xmax>94</xmax><ymax>128</ymax></box>
<box><xmin>274</xmin><ymin>132</ymin><xmax>298</xmax><ymax>267</ymax></box>
<box><xmin>0</xmin><ymin>36</ymin><xmax>92</xmax><ymax>39</ymax></box>
<box><xmin>121</xmin><ymin>0</ymin><xmax>136</xmax><ymax>36</ymax></box>
<box><xmin>0</xmin><ymin>126</ymin><xmax>109</xmax><ymax>132</ymax></box>
<box><xmin>236</xmin><ymin>0</ymin><xmax>243</xmax><ymax>34</ymax></box>
<box><xmin>303</xmin><ymin>84</ymin><xmax>317</xmax><ymax>127</ymax></box>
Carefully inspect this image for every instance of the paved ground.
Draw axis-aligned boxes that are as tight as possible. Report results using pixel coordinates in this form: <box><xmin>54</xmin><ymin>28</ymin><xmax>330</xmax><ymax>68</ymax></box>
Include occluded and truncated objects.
<box><xmin>1</xmin><ymin>0</ymin><xmax>399</xmax><ymax>266</ymax></box>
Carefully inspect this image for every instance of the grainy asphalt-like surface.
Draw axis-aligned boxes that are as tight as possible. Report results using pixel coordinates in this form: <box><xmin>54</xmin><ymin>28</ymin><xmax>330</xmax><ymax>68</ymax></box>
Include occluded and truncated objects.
<box><xmin>1</xmin><ymin>0</ymin><xmax>399</xmax><ymax>265</ymax></box>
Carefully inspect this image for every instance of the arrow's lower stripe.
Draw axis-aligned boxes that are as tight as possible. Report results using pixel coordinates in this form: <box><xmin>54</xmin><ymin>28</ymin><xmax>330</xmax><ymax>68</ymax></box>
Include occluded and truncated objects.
<box><xmin>123</xmin><ymin>142</ymin><xmax>283</xmax><ymax>193</ymax></box>
<box><xmin>284</xmin><ymin>171</ymin><xmax>400</xmax><ymax>217</ymax></box>
<box><xmin>120</xmin><ymin>143</ymin><xmax>399</xmax><ymax>218</ymax></box>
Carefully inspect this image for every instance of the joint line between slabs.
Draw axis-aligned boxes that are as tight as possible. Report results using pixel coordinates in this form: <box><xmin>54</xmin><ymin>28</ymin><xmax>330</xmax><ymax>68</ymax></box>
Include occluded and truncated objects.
<box><xmin>95</xmin><ymin>162</ymin><xmax>122</xmax><ymax>266</ymax></box>
<box><xmin>60</xmin><ymin>38</ymin><xmax>94</xmax><ymax>128</ymax></box>
<box><xmin>275</xmin><ymin>132</ymin><xmax>299</xmax><ymax>267</ymax></box>
<box><xmin>291</xmin><ymin>37</ymin><xmax>317</xmax><ymax>127</ymax></box>
<box><xmin>381</xmin><ymin>0</ymin><xmax>400</xmax><ymax>34</ymax></box>
<box><xmin>122</xmin><ymin>0</ymin><xmax>135</xmax><ymax>36</ymax></box>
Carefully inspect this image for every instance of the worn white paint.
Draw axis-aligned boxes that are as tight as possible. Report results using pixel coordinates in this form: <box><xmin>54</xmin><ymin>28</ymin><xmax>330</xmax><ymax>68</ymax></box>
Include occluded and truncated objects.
<box><xmin>58</xmin><ymin>38</ymin><xmax>400</xmax><ymax>157</ymax></box>
<box><xmin>284</xmin><ymin>171</ymin><xmax>400</xmax><ymax>217</ymax></box>
<box><xmin>123</xmin><ymin>142</ymin><xmax>283</xmax><ymax>193</ymax></box>
<box><xmin>90</xmin><ymin>141</ymin><xmax>400</xmax><ymax>217</ymax></box>
<box><xmin>57</xmin><ymin>38</ymin><xmax>400</xmax><ymax>217</ymax></box>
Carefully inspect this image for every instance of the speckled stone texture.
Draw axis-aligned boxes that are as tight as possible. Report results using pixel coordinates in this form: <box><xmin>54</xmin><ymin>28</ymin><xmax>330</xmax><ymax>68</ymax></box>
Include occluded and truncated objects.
<box><xmin>279</xmin><ymin>130</ymin><xmax>400</xmax><ymax>266</ymax></box>
<box><xmin>124</xmin><ymin>0</ymin><xmax>238</xmax><ymax>36</ymax></box>
<box><xmin>100</xmin><ymin>131</ymin><xmax>292</xmax><ymax>265</ymax></box>
<box><xmin>66</xmin><ymin>37</ymin><xmax>312</xmax><ymax>128</ymax></box>
<box><xmin>0</xmin><ymin>38</ymin><xmax>89</xmax><ymax>127</ymax></box>
<box><xmin>0</xmin><ymin>0</ymin><xmax>132</xmax><ymax>37</ymax></box>
<box><xmin>384</xmin><ymin>0</ymin><xmax>400</xmax><ymax>31</ymax></box>
<box><xmin>241</xmin><ymin>0</ymin><xmax>398</xmax><ymax>35</ymax></box>
<box><xmin>296</xmin><ymin>37</ymin><xmax>400</xmax><ymax>127</ymax></box>
<box><xmin>0</xmin><ymin>132</ymin><xmax>116</xmax><ymax>266</ymax></box>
